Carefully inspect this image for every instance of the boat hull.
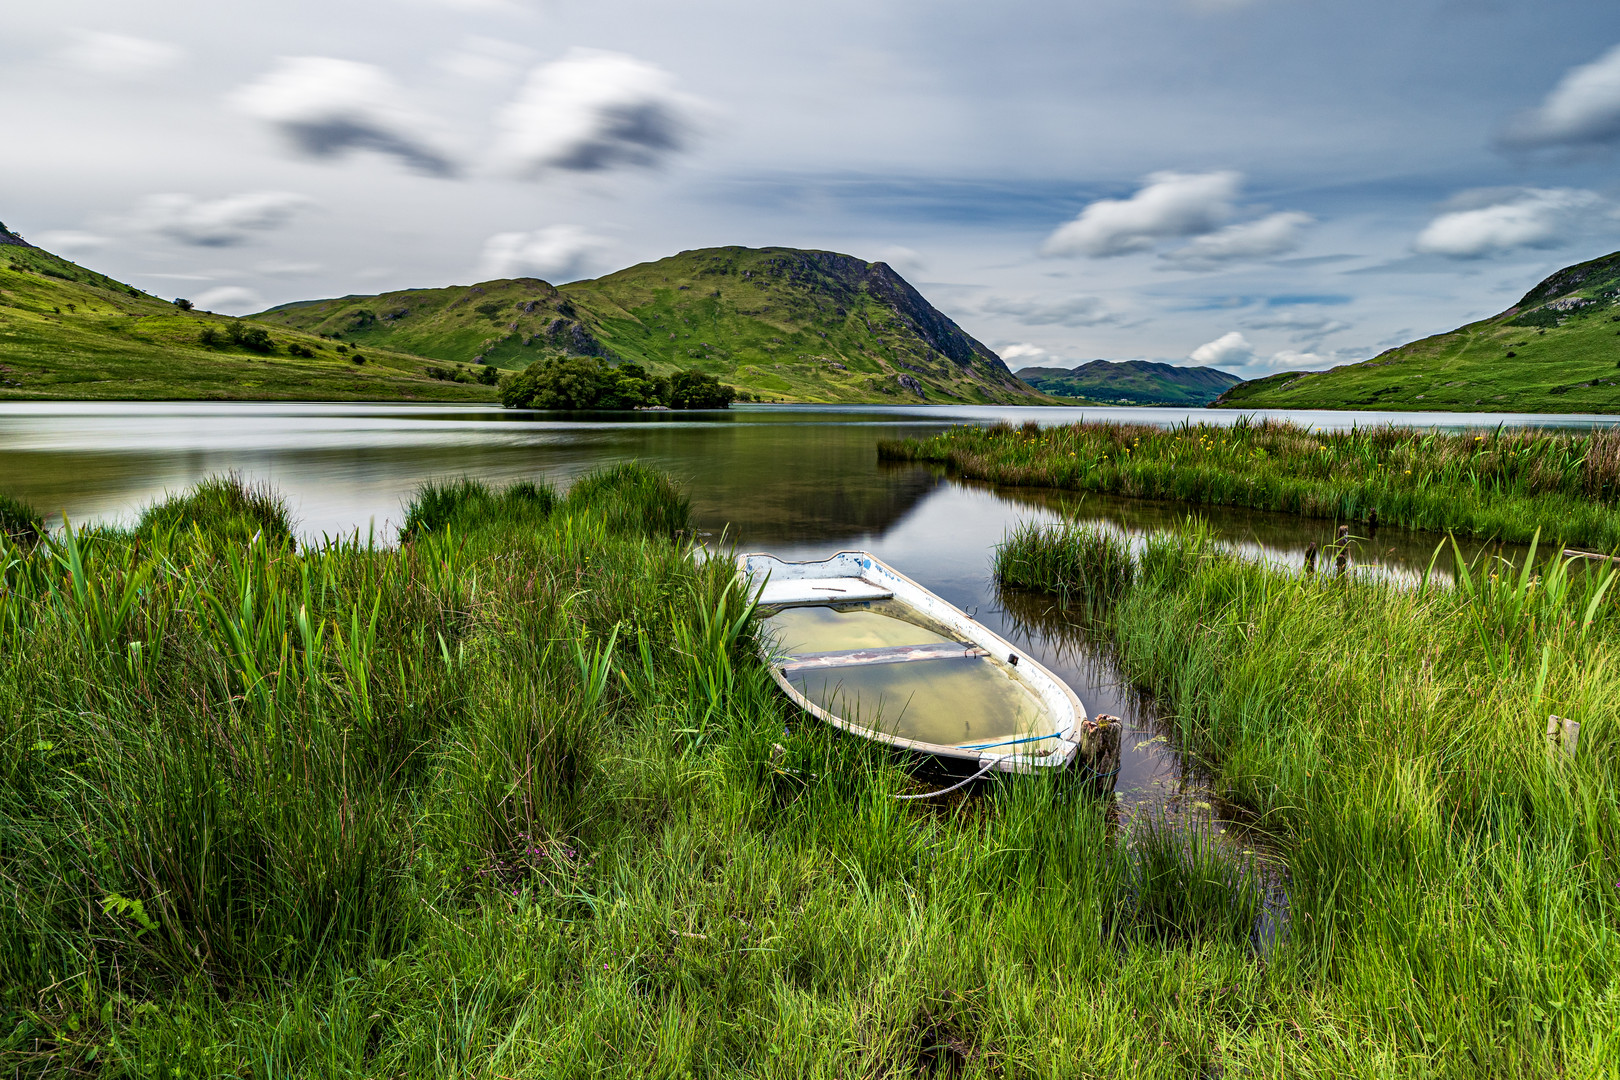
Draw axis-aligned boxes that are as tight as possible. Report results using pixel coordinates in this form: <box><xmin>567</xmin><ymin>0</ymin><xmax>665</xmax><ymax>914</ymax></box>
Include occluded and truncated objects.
<box><xmin>739</xmin><ymin>550</ymin><xmax>1088</xmax><ymax>773</ymax></box>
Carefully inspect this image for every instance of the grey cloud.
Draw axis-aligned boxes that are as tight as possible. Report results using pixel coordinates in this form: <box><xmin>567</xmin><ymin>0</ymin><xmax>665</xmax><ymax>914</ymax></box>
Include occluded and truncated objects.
<box><xmin>490</xmin><ymin>49</ymin><xmax>701</xmax><ymax>177</ymax></box>
<box><xmin>478</xmin><ymin>225</ymin><xmax>610</xmax><ymax>281</ymax></box>
<box><xmin>981</xmin><ymin>295</ymin><xmax>1117</xmax><ymax>327</ymax></box>
<box><xmin>126</xmin><ymin>192</ymin><xmax>315</xmax><ymax>247</ymax></box>
<box><xmin>57</xmin><ymin>32</ymin><xmax>183</xmax><ymax>80</ymax></box>
<box><xmin>229</xmin><ymin>57</ymin><xmax>459</xmax><ymax>177</ymax></box>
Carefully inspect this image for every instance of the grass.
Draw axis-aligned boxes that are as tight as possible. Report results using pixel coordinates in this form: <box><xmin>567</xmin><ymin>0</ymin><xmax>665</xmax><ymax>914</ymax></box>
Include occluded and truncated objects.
<box><xmin>0</xmin><ymin>493</ymin><xmax>42</xmax><ymax>547</ymax></box>
<box><xmin>994</xmin><ymin>517</ymin><xmax>1620</xmax><ymax>1074</ymax></box>
<box><xmin>3</xmin><ymin>467</ymin><xmax>1294</xmax><ymax>1079</ymax></box>
<box><xmin>255</xmin><ymin>246</ymin><xmax>1057</xmax><ymax>406</ymax></box>
<box><xmin>881</xmin><ymin>416</ymin><xmax>1620</xmax><ymax>549</ymax></box>
<box><xmin>1215</xmin><ymin>249</ymin><xmax>1620</xmax><ymax>413</ymax></box>
<box><xmin>0</xmin><ymin>242</ymin><xmax>497</xmax><ymax>402</ymax></box>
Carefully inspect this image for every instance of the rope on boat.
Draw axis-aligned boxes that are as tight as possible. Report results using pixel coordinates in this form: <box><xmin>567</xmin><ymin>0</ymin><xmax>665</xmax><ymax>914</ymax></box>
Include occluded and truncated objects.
<box><xmin>961</xmin><ymin>731</ymin><xmax>1062</xmax><ymax>752</ymax></box>
<box><xmin>893</xmin><ymin>756</ymin><xmax>1002</xmax><ymax>800</ymax></box>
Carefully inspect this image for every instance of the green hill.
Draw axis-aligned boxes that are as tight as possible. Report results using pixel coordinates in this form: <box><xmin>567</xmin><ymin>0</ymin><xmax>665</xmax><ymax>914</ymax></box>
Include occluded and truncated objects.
<box><xmin>1016</xmin><ymin>359</ymin><xmax>1240</xmax><ymax>405</ymax></box>
<box><xmin>254</xmin><ymin>246</ymin><xmax>1052</xmax><ymax>404</ymax></box>
<box><xmin>1214</xmin><ymin>251</ymin><xmax>1620</xmax><ymax>413</ymax></box>
<box><xmin>0</xmin><ymin>222</ymin><xmax>495</xmax><ymax>402</ymax></box>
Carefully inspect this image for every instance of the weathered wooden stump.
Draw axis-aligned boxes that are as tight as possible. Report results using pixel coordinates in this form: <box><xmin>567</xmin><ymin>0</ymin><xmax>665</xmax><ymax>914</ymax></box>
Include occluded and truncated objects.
<box><xmin>1335</xmin><ymin>524</ymin><xmax>1350</xmax><ymax>574</ymax></box>
<box><xmin>1304</xmin><ymin>540</ymin><xmax>1319</xmax><ymax>574</ymax></box>
<box><xmin>1077</xmin><ymin>712</ymin><xmax>1122</xmax><ymax>792</ymax></box>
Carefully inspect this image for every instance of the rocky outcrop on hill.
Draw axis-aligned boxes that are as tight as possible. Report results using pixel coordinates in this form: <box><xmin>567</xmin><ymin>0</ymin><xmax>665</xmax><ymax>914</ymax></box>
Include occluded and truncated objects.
<box><xmin>0</xmin><ymin>222</ymin><xmax>33</xmax><ymax>247</ymax></box>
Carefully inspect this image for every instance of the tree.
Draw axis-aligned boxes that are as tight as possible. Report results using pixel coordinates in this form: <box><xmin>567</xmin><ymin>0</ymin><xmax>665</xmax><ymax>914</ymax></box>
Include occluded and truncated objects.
<box><xmin>501</xmin><ymin>357</ymin><xmax>666</xmax><ymax>410</ymax></box>
<box><xmin>668</xmin><ymin>368</ymin><xmax>737</xmax><ymax>409</ymax></box>
<box><xmin>173</xmin><ymin>298</ymin><xmax>194</xmax><ymax>311</ymax></box>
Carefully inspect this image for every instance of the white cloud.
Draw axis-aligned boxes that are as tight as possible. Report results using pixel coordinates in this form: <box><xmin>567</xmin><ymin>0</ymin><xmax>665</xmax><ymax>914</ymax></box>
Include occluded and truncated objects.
<box><xmin>33</xmin><ymin>231</ymin><xmax>111</xmax><ymax>256</ymax></box>
<box><xmin>1161</xmin><ymin>211</ymin><xmax>1312</xmax><ymax>268</ymax></box>
<box><xmin>1412</xmin><ymin>188</ymin><xmax>1607</xmax><ymax>258</ymax></box>
<box><xmin>229</xmin><ymin>57</ymin><xmax>458</xmax><ymax>177</ymax></box>
<box><xmin>479</xmin><ymin>225</ymin><xmax>609</xmax><ymax>281</ymax></box>
<box><xmin>490</xmin><ymin>49</ymin><xmax>703</xmax><ymax>177</ymax></box>
<box><xmin>1042</xmin><ymin>171</ymin><xmax>1241</xmax><ymax>257</ymax></box>
<box><xmin>1000</xmin><ymin>343</ymin><xmax>1048</xmax><ymax>363</ymax></box>
<box><xmin>193</xmin><ymin>286</ymin><xmax>264</xmax><ymax>314</ymax></box>
<box><xmin>127</xmin><ymin>192</ymin><xmax>315</xmax><ymax>247</ymax></box>
<box><xmin>1500</xmin><ymin>43</ymin><xmax>1620</xmax><ymax>150</ymax></box>
<box><xmin>58</xmin><ymin>32</ymin><xmax>183</xmax><ymax>80</ymax></box>
<box><xmin>982</xmin><ymin>294</ymin><xmax>1117</xmax><ymax>327</ymax></box>
<box><xmin>255</xmin><ymin>260</ymin><xmax>324</xmax><ymax>277</ymax></box>
<box><xmin>1188</xmin><ymin>331</ymin><xmax>1254</xmax><ymax>367</ymax></box>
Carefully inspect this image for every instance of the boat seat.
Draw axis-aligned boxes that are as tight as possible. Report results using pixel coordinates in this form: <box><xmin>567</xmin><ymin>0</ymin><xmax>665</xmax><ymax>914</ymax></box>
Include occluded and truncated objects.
<box><xmin>778</xmin><ymin>642</ymin><xmax>988</xmax><ymax>672</ymax></box>
<box><xmin>756</xmin><ymin>576</ymin><xmax>894</xmax><ymax>606</ymax></box>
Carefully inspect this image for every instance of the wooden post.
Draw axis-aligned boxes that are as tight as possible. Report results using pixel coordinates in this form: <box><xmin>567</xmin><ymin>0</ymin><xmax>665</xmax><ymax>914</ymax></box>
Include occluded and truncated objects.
<box><xmin>1547</xmin><ymin>714</ymin><xmax>1580</xmax><ymax>757</ymax></box>
<box><xmin>1335</xmin><ymin>525</ymin><xmax>1350</xmax><ymax>575</ymax></box>
<box><xmin>1077</xmin><ymin>713</ymin><xmax>1122</xmax><ymax>792</ymax></box>
<box><xmin>1304</xmin><ymin>541</ymin><xmax>1318</xmax><ymax>574</ymax></box>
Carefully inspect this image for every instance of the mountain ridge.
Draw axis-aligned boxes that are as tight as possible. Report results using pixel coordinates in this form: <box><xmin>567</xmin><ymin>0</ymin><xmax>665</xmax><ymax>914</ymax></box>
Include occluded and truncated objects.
<box><xmin>1016</xmin><ymin>359</ymin><xmax>1240</xmax><ymax>405</ymax></box>
<box><xmin>1214</xmin><ymin>251</ymin><xmax>1620</xmax><ymax>413</ymax></box>
<box><xmin>254</xmin><ymin>246</ymin><xmax>1053</xmax><ymax>405</ymax></box>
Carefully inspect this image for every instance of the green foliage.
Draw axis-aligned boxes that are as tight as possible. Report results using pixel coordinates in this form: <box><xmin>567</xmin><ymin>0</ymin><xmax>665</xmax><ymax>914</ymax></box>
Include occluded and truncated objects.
<box><xmin>0</xmin><ymin>493</ymin><xmax>43</xmax><ymax>547</ymax></box>
<box><xmin>133</xmin><ymin>474</ymin><xmax>297</xmax><ymax>547</ymax></box>
<box><xmin>885</xmin><ymin>418</ymin><xmax>1620</xmax><ymax>549</ymax></box>
<box><xmin>499</xmin><ymin>356</ymin><xmax>720</xmax><ymax>411</ymax></box>
<box><xmin>398</xmin><ymin>476</ymin><xmax>558</xmax><ymax>542</ymax></box>
<box><xmin>667</xmin><ymin>367</ymin><xmax>737</xmax><ymax>409</ymax></box>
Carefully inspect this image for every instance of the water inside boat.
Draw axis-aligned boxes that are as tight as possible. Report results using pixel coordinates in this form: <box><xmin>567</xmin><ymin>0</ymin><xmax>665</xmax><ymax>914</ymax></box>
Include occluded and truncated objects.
<box><xmin>763</xmin><ymin>602</ymin><xmax>1051</xmax><ymax>748</ymax></box>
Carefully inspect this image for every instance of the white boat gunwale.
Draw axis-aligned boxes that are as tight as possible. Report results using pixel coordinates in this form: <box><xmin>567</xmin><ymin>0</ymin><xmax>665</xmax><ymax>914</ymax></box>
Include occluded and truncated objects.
<box><xmin>739</xmin><ymin>550</ymin><xmax>1087</xmax><ymax>773</ymax></box>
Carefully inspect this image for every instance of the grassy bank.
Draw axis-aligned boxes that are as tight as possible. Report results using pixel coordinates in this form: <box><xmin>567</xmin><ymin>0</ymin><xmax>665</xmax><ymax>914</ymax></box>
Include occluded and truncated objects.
<box><xmin>996</xmin><ymin>519</ymin><xmax>1620</xmax><ymax>1074</ymax></box>
<box><xmin>882</xmin><ymin>418</ymin><xmax>1620</xmax><ymax>549</ymax></box>
<box><xmin>4</xmin><ymin>470</ymin><xmax>1328</xmax><ymax>1078</ymax></box>
<box><xmin>0</xmin><ymin>241</ymin><xmax>495</xmax><ymax>402</ymax></box>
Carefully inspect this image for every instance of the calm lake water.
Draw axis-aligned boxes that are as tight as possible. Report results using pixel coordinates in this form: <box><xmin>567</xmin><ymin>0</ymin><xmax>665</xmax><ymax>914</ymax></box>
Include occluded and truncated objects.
<box><xmin>2</xmin><ymin>400</ymin><xmax>1610</xmax><ymax>830</ymax></box>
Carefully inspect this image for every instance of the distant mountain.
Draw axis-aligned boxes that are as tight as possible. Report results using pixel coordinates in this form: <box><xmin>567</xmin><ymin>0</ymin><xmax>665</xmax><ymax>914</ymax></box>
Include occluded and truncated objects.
<box><xmin>1215</xmin><ymin>251</ymin><xmax>1620</xmax><ymax>413</ymax></box>
<box><xmin>255</xmin><ymin>246</ymin><xmax>1053</xmax><ymax>405</ymax></box>
<box><xmin>0</xmin><ymin>221</ymin><xmax>492</xmax><ymax>402</ymax></box>
<box><xmin>1015</xmin><ymin>359</ymin><xmax>1241</xmax><ymax>405</ymax></box>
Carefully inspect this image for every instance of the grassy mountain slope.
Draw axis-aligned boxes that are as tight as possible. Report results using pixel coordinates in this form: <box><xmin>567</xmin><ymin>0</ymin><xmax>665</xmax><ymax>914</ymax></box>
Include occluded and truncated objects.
<box><xmin>1016</xmin><ymin>359</ymin><xmax>1240</xmax><ymax>405</ymax></box>
<box><xmin>1214</xmin><ymin>251</ymin><xmax>1620</xmax><ymax>412</ymax></box>
<box><xmin>0</xmin><ymin>223</ymin><xmax>495</xmax><ymax>402</ymax></box>
<box><xmin>256</xmin><ymin>246</ymin><xmax>1054</xmax><ymax>404</ymax></box>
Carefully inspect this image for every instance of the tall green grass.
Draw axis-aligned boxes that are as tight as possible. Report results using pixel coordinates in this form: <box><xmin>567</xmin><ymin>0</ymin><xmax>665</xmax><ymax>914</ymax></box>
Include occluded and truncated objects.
<box><xmin>2</xmin><ymin>468</ymin><xmax>1296</xmax><ymax>1078</ymax></box>
<box><xmin>883</xmin><ymin>417</ymin><xmax>1620</xmax><ymax>549</ymax></box>
<box><xmin>996</xmin><ymin>518</ymin><xmax>1620</xmax><ymax>1074</ymax></box>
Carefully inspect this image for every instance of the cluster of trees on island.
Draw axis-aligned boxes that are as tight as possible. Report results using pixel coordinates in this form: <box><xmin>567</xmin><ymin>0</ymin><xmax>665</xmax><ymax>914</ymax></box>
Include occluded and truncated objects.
<box><xmin>499</xmin><ymin>355</ymin><xmax>742</xmax><ymax>410</ymax></box>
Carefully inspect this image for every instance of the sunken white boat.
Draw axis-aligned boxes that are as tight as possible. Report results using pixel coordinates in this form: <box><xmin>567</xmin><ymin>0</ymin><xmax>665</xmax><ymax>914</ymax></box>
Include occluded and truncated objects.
<box><xmin>739</xmin><ymin>551</ymin><xmax>1091</xmax><ymax>774</ymax></box>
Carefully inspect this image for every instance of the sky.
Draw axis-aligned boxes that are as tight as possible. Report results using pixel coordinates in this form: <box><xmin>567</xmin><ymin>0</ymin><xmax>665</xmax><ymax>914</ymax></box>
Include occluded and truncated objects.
<box><xmin>6</xmin><ymin>0</ymin><xmax>1620</xmax><ymax>380</ymax></box>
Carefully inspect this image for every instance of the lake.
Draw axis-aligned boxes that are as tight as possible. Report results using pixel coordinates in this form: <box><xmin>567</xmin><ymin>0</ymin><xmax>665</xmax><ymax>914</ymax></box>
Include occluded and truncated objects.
<box><xmin>1</xmin><ymin>400</ymin><xmax>1608</xmax><ymax>824</ymax></box>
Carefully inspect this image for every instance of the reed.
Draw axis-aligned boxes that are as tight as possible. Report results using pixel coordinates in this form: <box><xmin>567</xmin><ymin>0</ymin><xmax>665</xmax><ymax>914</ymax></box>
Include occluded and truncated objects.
<box><xmin>883</xmin><ymin>418</ymin><xmax>1620</xmax><ymax>549</ymax></box>
<box><xmin>996</xmin><ymin>517</ymin><xmax>1620</xmax><ymax>1074</ymax></box>
<box><xmin>9</xmin><ymin>463</ymin><xmax>1606</xmax><ymax>1075</ymax></box>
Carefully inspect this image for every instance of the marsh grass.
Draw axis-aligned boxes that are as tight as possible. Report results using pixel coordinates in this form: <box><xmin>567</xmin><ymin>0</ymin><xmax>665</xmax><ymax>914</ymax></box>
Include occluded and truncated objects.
<box><xmin>11</xmin><ymin>463</ymin><xmax>1610</xmax><ymax>1076</ymax></box>
<box><xmin>0</xmin><ymin>492</ymin><xmax>42</xmax><ymax>547</ymax></box>
<box><xmin>996</xmin><ymin>516</ymin><xmax>1620</xmax><ymax>1073</ymax></box>
<box><xmin>133</xmin><ymin>472</ymin><xmax>297</xmax><ymax>547</ymax></box>
<box><xmin>883</xmin><ymin>418</ymin><xmax>1620</xmax><ymax>549</ymax></box>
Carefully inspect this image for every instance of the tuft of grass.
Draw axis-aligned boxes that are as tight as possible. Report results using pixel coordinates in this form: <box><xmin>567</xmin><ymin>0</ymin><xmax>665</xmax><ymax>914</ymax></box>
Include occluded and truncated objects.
<box><xmin>399</xmin><ymin>476</ymin><xmax>558</xmax><ymax>542</ymax></box>
<box><xmin>885</xmin><ymin>417</ymin><xmax>1620</xmax><ymax>549</ymax></box>
<box><xmin>134</xmin><ymin>473</ymin><xmax>296</xmax><ymax>547</ymax></box>
<box><xmin>0</xmin><ymin>493</ymin><xmax>43</xmax><ymax>547</ymax></box>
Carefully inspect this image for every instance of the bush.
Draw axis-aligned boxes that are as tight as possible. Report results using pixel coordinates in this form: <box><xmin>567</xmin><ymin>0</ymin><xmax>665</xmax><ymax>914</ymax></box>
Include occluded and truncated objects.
<box><xmin>0</xmin><ymin>492</ymin><xmax>43</xmax><ymax>547</ymax></box>
<box><xmin>134</xmin><ymin>474</ymin><xmax>296</xmax><ymax>548</ymax></box>
<box><xmin>227</xmin><ymin>321</ymin><xmax>274</xmax><ymax>354</ymax></box>
<box><xmin>172</xmin><ymin>298</ymin><xmax>193</xmax><ymax>311</ymax></box>
<box><xmin>287</xmin><ymin>343</ymin><xmax>315</xmax><ymax>358</ymax></box>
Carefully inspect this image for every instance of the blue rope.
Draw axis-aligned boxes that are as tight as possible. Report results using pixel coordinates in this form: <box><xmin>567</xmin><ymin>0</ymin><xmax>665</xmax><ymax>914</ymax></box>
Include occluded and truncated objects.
<box><xmin>960</xmin><ymin>731</ymin><xmax>1062</xmax><ymax>752</ymax></box>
